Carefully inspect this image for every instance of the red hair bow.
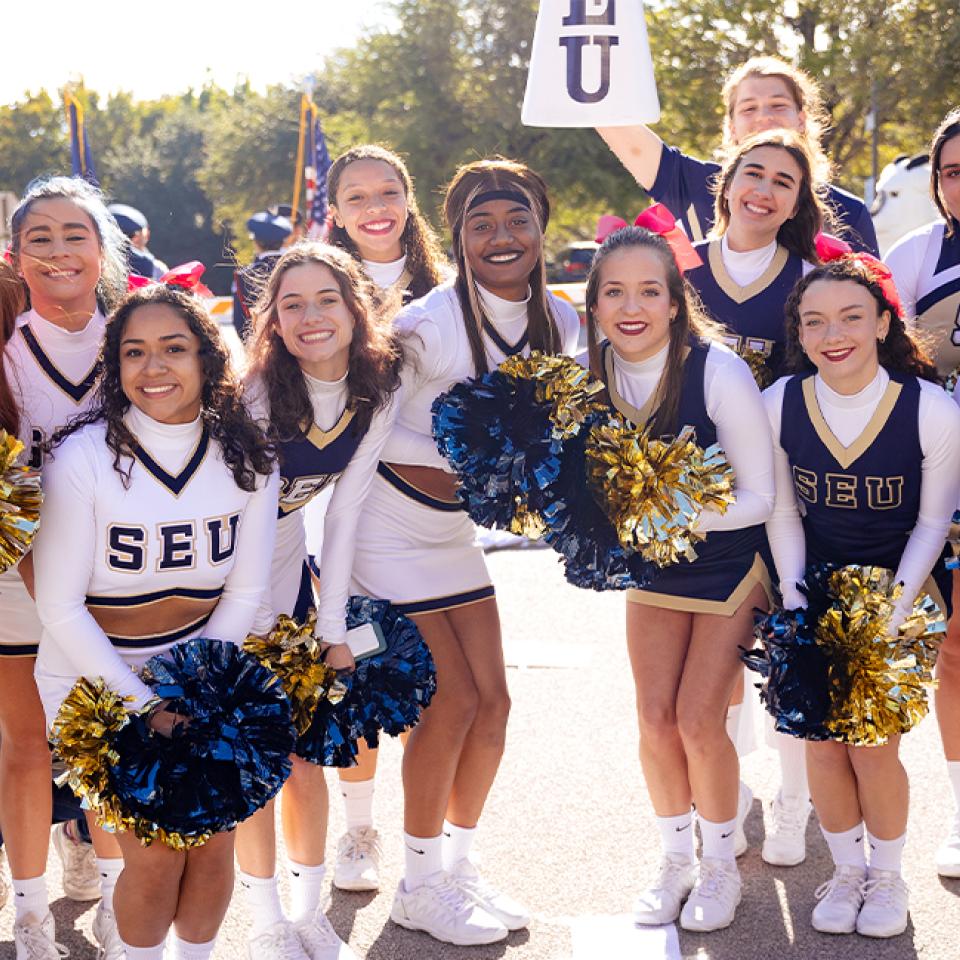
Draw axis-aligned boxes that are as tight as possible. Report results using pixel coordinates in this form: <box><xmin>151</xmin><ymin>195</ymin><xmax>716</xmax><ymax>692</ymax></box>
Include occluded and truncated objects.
<box><xmin>595</xmin><ymin>204</ymin><xmax>703</xmax><ymax>273</ymax></box>
<box><xmin>814</xmin><ymin>233</ymin><xmax>903</xmax><ymax>318</ymax></box>
<box><xmin>126</xmin><ymin>261</ymin><xmax>213</xmax><ymax>297</ymax></box>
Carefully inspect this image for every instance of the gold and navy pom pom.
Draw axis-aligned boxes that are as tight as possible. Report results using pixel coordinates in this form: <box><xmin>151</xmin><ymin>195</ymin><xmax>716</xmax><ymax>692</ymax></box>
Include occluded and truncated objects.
<box><xmin>740</xmin><ymin>348</ymin><xmax>775</xmax><ymax>390</ymax></box>
<box><xmin>0</xmin><ymin>431</ymin><xmax>42</xmax><ymax>574</ymax></box>
<box><xmin>431</xmin><ymin>352</ymin><xmax>604</xmax><ymax>538</ymax></box>
<box><xmin>745</xmin><ymin>564</ymin><xmax>945</xmax><ymax>746</ymax></box>
<box><xmin>585</xmin><ymin>421</ymin><xmax>735</xmax><ymax>567</ymax></box>
<box><xmin>245</xmin><ymin>611</ymin><xmax>346</xmax><ymax>734</ymax></box>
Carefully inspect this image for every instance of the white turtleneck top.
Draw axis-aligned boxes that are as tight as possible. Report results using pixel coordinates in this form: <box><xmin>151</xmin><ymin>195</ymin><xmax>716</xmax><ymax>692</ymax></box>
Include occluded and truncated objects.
<box><xmin>719</xmin><ymin>237</ymin><xmax>815</xmax><ymax>286</ymax></box>
<box><xmin>608</xmin><ymin>341</ymin><xmax>775</xmax><ymax>533</ymax></box>
<box><xmin>34</xmin><ymin>405</ymin><xmax>279</xmax><ymax>709</ymax></box>
<box><xmin>382</xmin><ymin>278</ymin><xmax>581</xmax><ymax>470</ymax></box>
<box><xmin>362</xmin><ymin>255</ymin><xmax>407</xmax><ymax>290</ymax></box>
<box><xmin>764</xmin><ymin>368</ymin><xmax>960</xmax><ymax>615</ymax></box>
<box><xmin>247</xmin><ymin>369</ymin><xmax>397</xmax><ymax>643</ymax></box>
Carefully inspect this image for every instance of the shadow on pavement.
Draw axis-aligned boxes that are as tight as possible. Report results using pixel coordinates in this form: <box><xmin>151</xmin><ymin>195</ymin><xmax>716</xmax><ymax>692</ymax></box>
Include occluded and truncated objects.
<box><xmin>364</xmin><ymin>922</ymin><xmax>529</xmax><ymax>960</ymax></box>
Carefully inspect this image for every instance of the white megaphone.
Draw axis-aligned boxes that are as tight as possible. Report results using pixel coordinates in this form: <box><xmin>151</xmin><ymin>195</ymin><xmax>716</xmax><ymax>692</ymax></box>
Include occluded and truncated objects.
<box><xmin>522</xmin><ymin>0</ymin><xmax>660</xmax><ymax>127</ymax></box>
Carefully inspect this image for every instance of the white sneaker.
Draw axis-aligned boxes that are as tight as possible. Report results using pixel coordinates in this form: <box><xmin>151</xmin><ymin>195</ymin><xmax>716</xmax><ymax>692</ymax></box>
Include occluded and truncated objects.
<box><xmin>92</xmin><ymin>903</ymin><xmax>125</xmax><ymax>960</ymax></box>
<box><xmin>811</xmin><ymin>864</ymin><xmax>866</xmax><ymax>934</ymax></box>
<box><xmin>935</xmin><ymin>818</ymin><xmax>960</xmax><ymax>877</ymax></box>
<box><xmin>856</xmin><ymin>869</ymin><xmax>909</xmax><ymax>938</ymax></box>
<box><xmin>390</xmin><ymin>875</ymin><xmax>508</xmax><ymax>945</ymax></box>
<box><xmin>247</xmin><ymin>920</ymin><xmax>310</xmax><ymax>960</ymax></box>
<box><xmin>13</xmin><ymin>912</ymin><xmax>68</xmax><ymax>960</ymax></box>
<box><xmin>762</xmin><ymin>793</ymin><xmax>811</xmax><ymax>866</ymax></box>
<box><xmin>679</xmin><ymin>858</ymin><xmax>742</xmax><ymax>932</ymax></box>
<box><xmin>449</xmin><ymin>857</ymin><xmax>530</xmax><ymax>930</ymax></box>
<box><xmin>52</xmin><ymin>821</ymin><xmax>101</xmax><ymax>901</ymax></box>
<box><xmin>294</xmin><ymin>909</ymin><xmax>357</xmax><ymax>959</ymax></box>
<box><xmin>733</xmin><ymin>782</ymin><xmax>753</xmax><ymax>858</ymax></box>
<box><xmin>633</xmin><ymin>854</ymin><xmax>696</xmax><ymax>925</ymax></box>
<box><xmin>333</xmin><ymin>827</ymin><xmax>382</xmax><ymax>892</ymax></box>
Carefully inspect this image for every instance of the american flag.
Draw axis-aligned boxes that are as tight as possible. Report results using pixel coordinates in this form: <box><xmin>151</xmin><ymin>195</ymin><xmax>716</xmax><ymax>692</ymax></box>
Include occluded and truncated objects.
<box><xmin>306</xmin><ymin>111</ymin><xmax>332</xmax><ymax>238</ymax></box>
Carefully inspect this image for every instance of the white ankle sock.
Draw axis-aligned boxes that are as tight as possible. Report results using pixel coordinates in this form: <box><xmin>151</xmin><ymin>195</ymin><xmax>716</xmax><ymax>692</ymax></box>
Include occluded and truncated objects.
<box><xmin>121</xmin><ymin>943</ymin><xmax>166</xmax><ymax>960</ymax></box>
<box><xmin>656</xmin><ymin>810</ymin><xmax>695</xmax><ymax>861</ymax></box>
<box><xmin>821</xmin><ymin>823</ymin><xmax>866</xmax><ymax>868</ymax></box>
<box><xmin>441</xmin><ymin>820</ymin><xmax>476</xmax><ymax>871</ymax></box>
<box><xmin>773</xmin><ymin>732</ymin><xmax>810</xmax><ymax>801</ymax></box>
<box><xmin>12</xmin><ymin>875</ymin><xmax>47</xmax><ymax>922</ymax></box>
<box><xmin>403</xmin><ymin>832</ymin><xmax>443</xmax><ymax>890</ymax></box>
<box><xmin>340</xmin><ymin>779</ymin><xmax>375</xmax><ymax>831</ymax></box>
<box><xmin>867</xmin><ymin>831</ymin><xmax>906</xmax><ymax>873</ymax></box>
<box><xmin>170</xmin><ymin>935</ymin><xmax>216</xmax><ymax>960</ymax></box>
<box><xmin>948</xmin><ymin>761</ymin><xmax>960</xmax><ymax>817</ymax></box>
<box><xmin>699</xmin><ymin>815</ymin><xmax>737</xmax><ymax>862</ymax></box>
<box><xmin>238</xmin><ymin>870</ymin><xmax>285</xmax><ymax>936</ymax></box>
<box><xmin>97</xmin><ymin>857</ymin><xmax>123</xmax><ymax>912</ymax></box>
<box><xmin>288</xmin><ymin>860</ymin><xmax>326</xmax><ymax>924</ymax></box>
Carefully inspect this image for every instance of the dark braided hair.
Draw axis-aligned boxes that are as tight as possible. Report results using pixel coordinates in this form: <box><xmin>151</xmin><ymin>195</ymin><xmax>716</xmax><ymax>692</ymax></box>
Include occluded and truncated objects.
<box><xmin>784</xmin><ymin>259</ymin><xmax>939</xmax><ymax>383</ymax></box>
<box><xmin>48</xmin><ymin>284</ymin><xmax>276</xmax><ymax>490</ymax></box>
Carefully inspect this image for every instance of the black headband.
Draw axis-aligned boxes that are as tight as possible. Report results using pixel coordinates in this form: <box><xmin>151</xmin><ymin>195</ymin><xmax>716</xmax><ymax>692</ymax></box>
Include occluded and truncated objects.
<box><xmin>466</xmin><ymin>188</ymin><xmax>532</xmax><ymax>212</ymax></box>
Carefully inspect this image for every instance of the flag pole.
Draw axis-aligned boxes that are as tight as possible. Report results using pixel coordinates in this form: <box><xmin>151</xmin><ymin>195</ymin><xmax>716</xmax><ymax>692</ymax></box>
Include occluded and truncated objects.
<box><xmin>290</xmin><ymin>94</ymin><xmax>309</xmax><ymax>227</ymax></box>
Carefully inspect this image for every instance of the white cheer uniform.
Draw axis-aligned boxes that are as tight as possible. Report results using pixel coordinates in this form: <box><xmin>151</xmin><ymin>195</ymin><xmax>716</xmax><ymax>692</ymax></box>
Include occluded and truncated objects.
<box><xmin>350</xmin><ymin>281</ymin><xmax>580</xmax><ymax>613</ymax></box>
<box><xmin>33</xmin><ymin>405</ymin><xmax>279</xmax><ymax>723</ymax></box>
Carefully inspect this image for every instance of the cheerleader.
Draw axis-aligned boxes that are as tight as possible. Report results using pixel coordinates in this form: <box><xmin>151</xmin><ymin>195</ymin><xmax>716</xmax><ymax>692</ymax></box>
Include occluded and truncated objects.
<box><xmin>764</xmin><ymin>258</ymin><xmax>960</xmax><ymax>936</ymax></box>
<box><xmin>1</xmin><ymin>176</ymin><xmax>127</xmax><ymax>958</ymax></box>
<box><xmin>884</xmin><ymin>109</ymin><xmax>960</xmax><ymax>877</ymax></box>
<box><xmin>582</xmin><ymin>226</ymin><xmax>774</xmax><ymax>930</ymax></box>
<box><xmin>350</xmin><ymin>159</ymin><xmax>579</xmax><ymax>945</ymax></box>
<box><xmin>597</xmin><ymin>55</ymin><xmax>877</xmax><ymax>253</ymax></box>
<box><xmin>325</xmin><ymin>144</ymin><xmax>447</xmax><ymax>893</ymax></box>
<box><xmin>32</xmin><ymin>283</ymin><xmax>278</xmax><ymax>960</ymax></box>
<box><xmin>235</xmin><ymin>243</ymin><xmax>402</xmax><ymax>960</ymax></box>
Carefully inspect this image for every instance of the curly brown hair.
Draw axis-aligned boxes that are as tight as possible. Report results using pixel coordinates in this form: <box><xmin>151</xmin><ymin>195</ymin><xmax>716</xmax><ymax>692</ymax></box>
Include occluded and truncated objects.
<box><xmin>246</xmin><ymin>242</ymin><xmax>403</xmax><ymax>442</ymax></box>
<box><xmin>48</xmin><ymin>284</ymin><xmax>276</xmax><ymax>490</ymax></box>
<box><xmin>783</xmin><ymin>259</ymin><xmax>939</xmax><ymax>382</ymax></box>
<box><xmin>444</xmin><ymin>157</ymin><xmax>565</xmax><ymax>375</ymax></box>
<box><xmin>327</xmin><ymin>144</ymin><xmax>447</xmax><ymax>304</ymax></box>
<box><xmin>712</xmin><ymin>130</ymin><xmax>825</xmax><ymax>264</ymax></box>
<box><xmin>0</xmin><ymin>260</ymin><xmax>25</xmax><ymax>436</ymax></box>
<box><xmin>585</xmin><ymin>227</ymin><xmax>728</xmax><ymax>435</ymax></box>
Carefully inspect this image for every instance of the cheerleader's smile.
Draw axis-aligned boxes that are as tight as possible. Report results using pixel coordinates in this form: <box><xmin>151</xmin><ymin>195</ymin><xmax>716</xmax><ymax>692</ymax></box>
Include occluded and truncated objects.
<box><xmin>331</xmin><ymin>158</ymin><xmax>408</xmax><ymax>262</ymax></box>
<box><xmin>592</xmin><ymin>246</ymin><xmax>677</xmax><ymax>363</ymax></box>
<box><xmin>724</xmin><ymin>145</ymin><xmax>801</xmax><ymax>247</ymax></box>
<box><xmin>120</xmin><ymin>303</ymin><xmax>204</xmax><ymax>425</ymax></box>
<box><xmin>275</xmin><ymin>262</ymin><xmax>355</xmax><ymax>382</ymax></box>
<box><xmin>463</xmin><ymin>198</ymin><xmax>541</xmax><ymax>301</ymax></box>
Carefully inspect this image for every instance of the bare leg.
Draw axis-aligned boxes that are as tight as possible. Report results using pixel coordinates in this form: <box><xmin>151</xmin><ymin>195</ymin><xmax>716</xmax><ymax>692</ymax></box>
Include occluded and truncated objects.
<box><xmin>114</xmin><ymin>832</ymin><xmax>184</xmax><ymax>947</ymax></box>
<box><xmin>0</xmin><ymin>658</ymin><xmax>52</xmax><ymax>880</ymax></box>
<box><xmin>339</xmin><ymin>740</ymin><xmax>379</xmax><ymax>784</ymax></box>
<box><xmin>444</xmin><ymin>599</ymin><xmax>510</xmax><ymax>829</ymax></box>
<box><xmin>234</xmin><ymin>800</ymin><xmax>278</xmax><ymax>878</ymax></box>
<box><xmin>172</xmin><ymin>831</ymin><xmax>235</xmax><ymax>943</ymax></box>
<box><xmin>402</xmin><ymin>610</ymin><xmax>478</xmax><ymax>837</ymax></box>
<box><xmin>936</xmin><ymin>572</ymin><xmax>960</xmax><ymax>761</ymax></box>
<box><xmin>849</xmin><ymin>738</ymin><xmax>908</xmax><ymax>840</ymax></box>
<box><xmin>281</xmin><ymin>757</ymin><xmax>329</xmax><ymax>865</ymax></box>
<box><xmin>807</xmin><ymin>740</ymin><xmax>861</xmax><ymax>832</ymax></box>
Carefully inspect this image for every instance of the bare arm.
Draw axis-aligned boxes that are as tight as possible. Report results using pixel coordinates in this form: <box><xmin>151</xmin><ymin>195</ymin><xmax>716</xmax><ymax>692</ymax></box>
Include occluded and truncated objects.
<box><xmin>595</xmin><ymin>125</ymin><xmax>665</xmax><ymax>192</ymax></box>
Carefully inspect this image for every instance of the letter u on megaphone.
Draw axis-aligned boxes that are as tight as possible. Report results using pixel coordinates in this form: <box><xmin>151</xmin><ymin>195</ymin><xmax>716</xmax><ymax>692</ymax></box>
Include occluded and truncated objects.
<box><xmin>522</xmin><ymin>0</ymin><xmax>660</xmax><ymax>127</ymax></box>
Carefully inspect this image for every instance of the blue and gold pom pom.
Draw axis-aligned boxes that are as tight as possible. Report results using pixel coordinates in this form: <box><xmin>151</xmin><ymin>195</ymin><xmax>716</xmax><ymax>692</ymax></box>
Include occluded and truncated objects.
<box><xmin>0</xmin><ymin>431</ymin><xmax>42</xmax><ymax>574</ymax></box>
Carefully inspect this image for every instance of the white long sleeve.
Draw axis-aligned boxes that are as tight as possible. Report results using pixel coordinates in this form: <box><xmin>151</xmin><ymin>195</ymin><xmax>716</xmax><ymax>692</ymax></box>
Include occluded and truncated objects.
<box><xmin>611</xmin><ymin>342</ymin><xmax>775</xmax><ymax>534</ymax></box>
<box><xmin>884</xmin><ymin>221</ymin><xmax>943</xmax><ymax>320</ymax></box>
<box><xmin>314</xmin><ymin>398</ymin><xmax>399</xmax><ymax>643</ymax></box>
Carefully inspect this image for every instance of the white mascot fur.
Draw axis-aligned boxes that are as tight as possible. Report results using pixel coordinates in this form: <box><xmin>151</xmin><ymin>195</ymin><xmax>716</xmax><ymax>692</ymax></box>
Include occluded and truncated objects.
<box><xmin>871</xmin><ymin>154</ymin><xmax>939</xmax><ymax>256</ymax></box>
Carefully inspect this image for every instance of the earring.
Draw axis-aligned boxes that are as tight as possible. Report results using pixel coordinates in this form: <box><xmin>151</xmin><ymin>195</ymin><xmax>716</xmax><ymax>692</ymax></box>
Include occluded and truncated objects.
<box><xmin>878</xmin><ymin>335</ymin><xmax>887</xmax><ymax>344</ymax></box>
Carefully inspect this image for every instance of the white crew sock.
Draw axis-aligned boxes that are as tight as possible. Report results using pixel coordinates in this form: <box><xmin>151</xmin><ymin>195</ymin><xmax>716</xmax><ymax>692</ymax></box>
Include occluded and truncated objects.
<box><xmin>121</xmin><ymin>943</ymin><xmax>166</xmax><ymax>960</ymax></box>
<box><xmin>699</xmin><ymin>815</ymin><xmax>738</xmax><ymax>863</ymax></box>
<box><xmin>867</xmin><ymin>831</ymin><xmax>906</xmax><ymax>873</ymax></box>
<box><xmin>821</xmin><ymin>823</ymin><xmax>866</xmax><ymax>868</ymax></box>
<box><xmin>948</xmin><ymin>761</ymin><xmax>960</xmax><ymax>818</ymax></box>
<box><xmin>403</xmin><ymin>832</ymin><xmax>443</xmax><ymax>891</ymax></box>
<box><xmin>12</xmin><ymin>875</ymin><xmax>47</xmax><ymax>922</ymax></box>
<box><xmin>97</xmin><ymin>857</ymin><xmax>123</xmax><ymax>913</ymax></box>
<box><xmin>656</xmin><ymin>810</ymin><xmax>696</xmax><ymax>861</ymax></box>
<box><xmin>288</xmin><ymin>860</ymin><xmax>326</xmax><ymax>924</ymax></box>
<box><xmin>773</xmin><ymin>732</ymin><xmax>810</xmax><ymax>801</ymax></box>
<box><xmin>340</xmin><ymin>778</ymin><xmax>375</xmax><ymax>831</ymax></box>
<box><xmin>170</xmin><ymin>935</ymin><xmax>217</xmax><ymax>960</ymax></box>
<box><xmin>237</xmin><ymin>871</ymin><xmax>285</xmax><ymax>936</ymax></box>
<box><xmin>442</xmin><ymin>820</ymin><xmax>476</xmax><ymax>871</ymax></box>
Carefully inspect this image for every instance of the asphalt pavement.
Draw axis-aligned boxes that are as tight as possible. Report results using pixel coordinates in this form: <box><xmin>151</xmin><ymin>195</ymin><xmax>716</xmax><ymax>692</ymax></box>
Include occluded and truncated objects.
<box><xmin>2</xmin><ymin>548</ymin><xmax>959</xmax><ymax>959</ymax></box>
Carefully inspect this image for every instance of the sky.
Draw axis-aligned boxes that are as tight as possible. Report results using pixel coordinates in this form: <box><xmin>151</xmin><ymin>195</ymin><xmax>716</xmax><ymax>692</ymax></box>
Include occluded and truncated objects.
<box><xmin>1</xmin><ymin>1</ymin><xmax>394</xmax><ymax>105</ymax></box>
